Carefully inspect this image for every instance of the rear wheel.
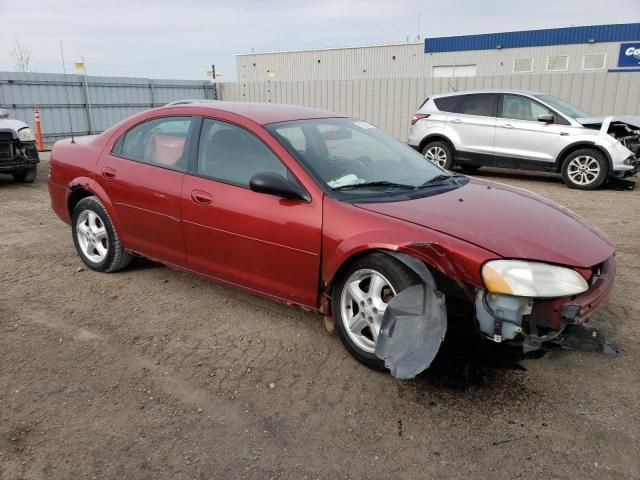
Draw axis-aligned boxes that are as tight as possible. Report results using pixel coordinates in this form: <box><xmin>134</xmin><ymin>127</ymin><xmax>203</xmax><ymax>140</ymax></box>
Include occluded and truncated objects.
<box><xmin>12</xmin><ymin>166</ymin><xmax>37</xmax><ymax>183</ymax></box>
<box><xmin>422</xmin><ymin>141</ymin><xmax>453</xmax><ymax>170</ymax></box>
<box><xmin>72</xmin><ymin>196</ymin><xmax>132</xmax><ymax>272</ymax></box>
<box><xmin>561</xmin><ymin>149</ymin><xmax>608</xmax><ymax>190</ymax></box>
<box><xmin>332</xmin><ymin>252</ymin><xmax>418</xmax><ymax>371</ymax></box>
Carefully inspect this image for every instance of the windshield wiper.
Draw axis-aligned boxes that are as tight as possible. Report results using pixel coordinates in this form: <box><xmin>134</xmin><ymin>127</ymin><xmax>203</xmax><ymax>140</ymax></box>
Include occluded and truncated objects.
<box><xmin>419</xmin><ymin>173</ymin><xmax>466</xmax><ymax>187</ymax></box>
<box><xmin>332</xmin><ymin>180</ymin><xmax>417</xmax><ymax>191</ymax></box>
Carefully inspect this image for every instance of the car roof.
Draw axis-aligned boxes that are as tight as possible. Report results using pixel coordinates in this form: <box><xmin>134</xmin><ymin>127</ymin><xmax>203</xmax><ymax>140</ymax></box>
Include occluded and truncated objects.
<box><xmin>161</xmin><ymin>100</ymin><xmax>345</xmax><ymax>125</ymax></box>
<box><xmin>430</xmin><ymin>89</ymin><xmax>544</xmax><ymax>98</ymax></box>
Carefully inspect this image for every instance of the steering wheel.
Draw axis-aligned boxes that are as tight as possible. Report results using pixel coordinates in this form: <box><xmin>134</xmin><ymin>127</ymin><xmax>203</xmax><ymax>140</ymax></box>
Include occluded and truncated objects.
<box><xmin>350</xmin><ymin>155</ymin><xmax>372</xmax><ymax>177</ymax></box>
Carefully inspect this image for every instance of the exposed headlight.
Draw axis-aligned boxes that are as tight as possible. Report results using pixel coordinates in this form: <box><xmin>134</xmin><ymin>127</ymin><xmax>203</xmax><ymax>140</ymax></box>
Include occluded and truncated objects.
<box><xmin>18</xmin><ymin>127</ymin><xmax>36</xmax><ymax>142</ymax></box>
<box><xmin>482</xmin><ymin>260</ymin><xmax>588</xmax><ymax>298</ymax></box>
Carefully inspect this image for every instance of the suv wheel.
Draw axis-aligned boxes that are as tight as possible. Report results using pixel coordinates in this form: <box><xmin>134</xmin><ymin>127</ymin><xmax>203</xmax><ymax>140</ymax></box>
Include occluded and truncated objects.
<box><xmin>561</xmin><ymin>149</ymin><xmax>608</xmax><ymax>190</ymax></box>
<box><xmin>332</xmin><ymin>252</ymin><xmax>418</xmax><ymax>371</ymax></box>
<box><xmin>422</xmin><ymin>141</ymin><xmax>453</xmax><ymax>170</ymax></box>
<box><xmin>72</xmin><ymin>196</ymin><xmax>132</xmax><ymax>272</ymax></box>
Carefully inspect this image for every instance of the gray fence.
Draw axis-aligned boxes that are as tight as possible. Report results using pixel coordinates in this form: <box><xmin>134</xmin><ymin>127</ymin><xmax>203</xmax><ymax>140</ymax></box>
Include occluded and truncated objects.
<box><xmin>218</xmin><ymin>72</ymin><xmax>640</xmax><ymax>142</ymax></box>
<box><xmin>0</xmin><ymin>72</ymin><xmax>217</xmax><ymax>142</ymax></box>
<box><xmin>3</xmin><ymin>70</ymin><xmax>638</xmax><ymax>145</ymax></box>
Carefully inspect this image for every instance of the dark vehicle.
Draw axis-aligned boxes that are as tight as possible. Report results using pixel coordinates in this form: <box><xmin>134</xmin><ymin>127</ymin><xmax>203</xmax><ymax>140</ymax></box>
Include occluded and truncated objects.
<box><xmin>0</xmin><ymin>109</ymin><xmax>39</xmax><ymax>183</ymax></box>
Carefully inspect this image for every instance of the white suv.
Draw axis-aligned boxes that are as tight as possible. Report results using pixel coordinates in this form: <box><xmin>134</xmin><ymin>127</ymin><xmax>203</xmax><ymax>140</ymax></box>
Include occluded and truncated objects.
<box><xmin>408</xmin><ymin>90</ymin><xmax>639</xmax><ymax>189</ymax></box>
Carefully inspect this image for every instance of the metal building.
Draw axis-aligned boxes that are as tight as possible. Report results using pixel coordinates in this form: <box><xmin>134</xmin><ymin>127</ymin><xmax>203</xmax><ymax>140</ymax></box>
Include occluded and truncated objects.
<box><xmin>236</xmin><ymin>23</ymin><xmax>640</xmax><ymax>82</ymax></box>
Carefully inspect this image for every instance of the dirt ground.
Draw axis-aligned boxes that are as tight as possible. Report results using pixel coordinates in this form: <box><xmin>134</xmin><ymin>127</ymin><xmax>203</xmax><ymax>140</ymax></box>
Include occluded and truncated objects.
<box><xmin>1</xmin><ymin>153</ymin><xmax>639</xmax><ymax>480</ymax></box>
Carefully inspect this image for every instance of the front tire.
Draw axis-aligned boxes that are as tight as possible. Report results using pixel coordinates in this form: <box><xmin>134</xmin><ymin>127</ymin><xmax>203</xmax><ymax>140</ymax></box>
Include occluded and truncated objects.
<box><xmin>332</xmin><ymin>252</ymin><xmax>418</xmax><ymax>371</ymax></box>
<box><xmin>422</xmin><ymin>141</ymin><xmax>454</xmax><ymax>170</ymax></box>
<box><xmin>72</xmin><ymin>197</ymin><xmax>132</xmax><ymax>272</ymax></box>
<box><xmin>12</xmin><ymin>166</ymin><xmax>37</xmax><ymax>183</ymax></box>
<box><xmin>561</xmin><ymin>149</ymin><xmax>608</xmax><ymax>190</ymax></box>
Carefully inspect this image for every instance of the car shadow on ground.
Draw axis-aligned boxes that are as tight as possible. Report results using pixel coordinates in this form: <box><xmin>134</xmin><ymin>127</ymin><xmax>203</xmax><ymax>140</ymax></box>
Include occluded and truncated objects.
<box><xmin>412</xmin><ymin>324</ymin><xmax>532</xmax><ymax>390</ymax></box>
<box><xmin>125</xmin><ymin>256</ymin><xmax>165</xmax><ymax>272</ymax></box>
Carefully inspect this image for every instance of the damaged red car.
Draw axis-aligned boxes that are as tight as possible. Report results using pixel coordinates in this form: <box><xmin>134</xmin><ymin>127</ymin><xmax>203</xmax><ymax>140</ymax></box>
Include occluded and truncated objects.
<box><xmin>48</xmin><ymin>102</ymin><xmax>616</xmax><ymax>378</ymax></box>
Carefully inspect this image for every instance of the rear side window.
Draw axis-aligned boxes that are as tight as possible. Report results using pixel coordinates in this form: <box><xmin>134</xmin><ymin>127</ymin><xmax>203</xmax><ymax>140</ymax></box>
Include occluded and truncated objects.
<box><xmin>116</xmin><ymin>116</ymin><xmax>192</xmax><ymax>171</ymax></box>
<box><xmin>457</xmin><ymin>94</ymin><xmax>497</xmax><ymax>117</ymax></box>
<box><xmin>197</xmin><ymin>118</ymin><xmax>287</xmax><ymax>187</ymax></box>
<box><xmin>434</xmin><ymin>96</ymin><xmax>459</xmax><ymax>112</ymax></box>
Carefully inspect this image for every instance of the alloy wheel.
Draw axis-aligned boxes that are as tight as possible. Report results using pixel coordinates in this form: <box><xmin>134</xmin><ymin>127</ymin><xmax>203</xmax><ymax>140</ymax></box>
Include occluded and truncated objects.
<box><xmin>566</xmin><ymin>155</ymin><xmax>600</xmax><ymax>186</ymax></box>
<box><xmin>76</xmin><ymin>210</ymin><xmax>109</xmax><ymax>263</ymax></box>
<box><xmin>425</xmin><ymin>146</ymin><xmax>448</xmax><ymax>167</ymax></box>
<box><xmin>340</xmin><ymin>269</ymin><xmax>397</xmax><ymax>353</ymax></box>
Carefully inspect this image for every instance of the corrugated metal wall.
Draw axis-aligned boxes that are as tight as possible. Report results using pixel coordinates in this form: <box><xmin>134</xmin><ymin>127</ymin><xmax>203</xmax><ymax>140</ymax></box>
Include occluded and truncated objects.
<box><xmin>218</xmin><ymin>72</ymin><xmax>640</xmax><ymax>142</ymax></box>
<box><xmin>236</xmin><ymin>42</ymin><xmax>631</xmax><ymax>81</ymax></box>
<box><xmin>0</xmin><ymin>72</ymin><xmax>216</xmax><ymax>142</ymax></box>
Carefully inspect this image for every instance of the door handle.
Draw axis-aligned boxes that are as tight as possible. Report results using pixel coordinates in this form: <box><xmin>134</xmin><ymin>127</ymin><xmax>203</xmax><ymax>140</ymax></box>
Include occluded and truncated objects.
<box><xmin>501</xmin><ymin>123</ymin><xmax>514</xmax><ymax>129</ymax></box>
<box><xmin>191</xmin><ymin>190</ymin><xmax>213</xmax><ymax>205</ymax></box>
<box><xmin>102</xmin><ymin>167</ymin><xmax>116</xmax><ymax>179</ymax></box>
<box><xmin>560</xmin><ymin>132</ymin><xmax>569</xmax><ymax>136</ymax></box>
<box><xmin>451</xmin><ymin>118</ymin><xmax>462</xmax><ymax>123</ymax></box>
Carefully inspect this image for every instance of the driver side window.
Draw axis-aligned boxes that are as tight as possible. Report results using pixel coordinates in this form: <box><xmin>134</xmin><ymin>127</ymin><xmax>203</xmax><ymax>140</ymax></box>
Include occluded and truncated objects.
<box><xmin>197</xmin><ymin>119</ymin><xmax>287</xmax><ymax>187</ymax></box>
<box><xmin>502</xmin><ymin>95</ymin><xmax>553</xmax><ymax>122</ymax></box>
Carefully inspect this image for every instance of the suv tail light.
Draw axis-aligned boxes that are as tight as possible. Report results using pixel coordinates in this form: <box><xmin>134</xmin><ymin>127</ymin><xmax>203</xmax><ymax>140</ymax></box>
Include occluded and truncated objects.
<box><xmin>410</xmin><ymin>113</ymin><xmax>430</xmax><ymax>125</ymax></box>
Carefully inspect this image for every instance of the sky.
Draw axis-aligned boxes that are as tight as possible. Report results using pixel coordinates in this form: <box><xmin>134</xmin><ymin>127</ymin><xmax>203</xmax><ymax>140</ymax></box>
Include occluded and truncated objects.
<box><xmin>1</xmin><ymin>0</ymin><xmax>639</xmax><ymax>81</ymax></box>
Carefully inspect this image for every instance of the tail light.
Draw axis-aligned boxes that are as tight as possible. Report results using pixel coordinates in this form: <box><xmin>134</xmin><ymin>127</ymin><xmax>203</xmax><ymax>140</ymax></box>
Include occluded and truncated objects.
<box><xmin>410</xmin><ymin>113</ymin><xmax>430</xmax><ymax>125</ymax></box>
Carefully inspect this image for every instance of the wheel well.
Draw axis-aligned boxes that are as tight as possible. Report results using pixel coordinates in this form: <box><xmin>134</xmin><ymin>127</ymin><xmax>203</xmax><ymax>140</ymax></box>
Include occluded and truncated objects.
<box><xmin>555</xmin><ymin>143</ymin><xmax>611</xmax><ymax>173</ymax></box>
<box><xmin>418</xmin><ymin>135</ymin><xmax>456</xmax><ymax>157</ymax></box>
<box><xmin>68</xmin><ymin>187</ymin><xmax>94</xmax><ymax>216</ymax></box>
<box><xmin>326</xmin><ymin>249</ymin><xmax>390</xmax><ymax>296</ymax></box>
<box><xmin>324</xmin><ymin>248</ymin><xmax>475</xmax><ymax>317</ymax></box>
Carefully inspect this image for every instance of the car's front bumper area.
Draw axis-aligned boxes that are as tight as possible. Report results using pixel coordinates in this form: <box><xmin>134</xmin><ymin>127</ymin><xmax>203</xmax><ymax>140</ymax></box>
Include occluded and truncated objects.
<box><xmin>611</xmin><ymin>155</ymin><xmax>639</xmax><ymax>178</ymax></box>
<box><xmin>0</xmin><ymin>139</ymin><xmax>39</xmax><ymax>173</ymax></box>
<box><xmin>475</xmin><ymin>255</ymin><xmax>616</xmax><ymax>351</ymax></box>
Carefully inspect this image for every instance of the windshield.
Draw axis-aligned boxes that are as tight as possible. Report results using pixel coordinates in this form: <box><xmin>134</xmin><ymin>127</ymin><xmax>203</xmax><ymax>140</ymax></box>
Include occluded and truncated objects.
<box><xmin>266</xmin><ymin>118</ymin><xmax>450</xmax><ymax>194</ymax></box>
<box><xmin>535</xmin><ymin>94</ymin><xmax>590</xmax><ymax>118</ymax></box>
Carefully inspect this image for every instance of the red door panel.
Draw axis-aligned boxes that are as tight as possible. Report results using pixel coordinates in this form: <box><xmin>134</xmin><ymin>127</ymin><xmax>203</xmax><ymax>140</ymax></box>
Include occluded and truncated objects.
<box><xmin>181</xmin><ymin>175</ymin><xmax>322</xmax><ymax>307</ymax></box>
<box><xmin>96</xmin><ymin>153</ymin><xmax>186</xmax><ymax>267</ymax></box>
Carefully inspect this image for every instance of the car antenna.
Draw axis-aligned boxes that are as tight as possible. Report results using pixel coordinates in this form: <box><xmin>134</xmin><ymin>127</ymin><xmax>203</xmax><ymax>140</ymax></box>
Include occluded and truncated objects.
<box><xmin>59</xmin><ymin>41</ymin><xmax>75</xmax><ymax>144</ymax></box>
<box><xmin>448</xmin><ymin>79</ymin><xmax>458</xmax><ymax>92</ymax></box>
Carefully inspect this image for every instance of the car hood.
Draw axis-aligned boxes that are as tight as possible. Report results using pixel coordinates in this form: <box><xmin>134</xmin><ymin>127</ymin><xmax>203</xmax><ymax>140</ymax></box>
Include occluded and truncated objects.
<box><xmin>0</xmin><ymin>119</ymin><xmax>29</xmax><ymax>136</ymax></box>
<box><xmin>576</xmin><ymin>115</ymin><xmax>640</xmax><ymax>131</ymax></box>
<box><xmin>355</xmin><ymin>178</ymin><xmax>614</xmax><ymax>268</ymax></box>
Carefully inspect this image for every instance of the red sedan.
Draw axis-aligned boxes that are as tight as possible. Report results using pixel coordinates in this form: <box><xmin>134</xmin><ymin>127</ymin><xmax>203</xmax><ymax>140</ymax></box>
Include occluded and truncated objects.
<box><xmin>48</xmin><ymin>102</ymin><xmax>616</xmax><ymax>378</ymax></box>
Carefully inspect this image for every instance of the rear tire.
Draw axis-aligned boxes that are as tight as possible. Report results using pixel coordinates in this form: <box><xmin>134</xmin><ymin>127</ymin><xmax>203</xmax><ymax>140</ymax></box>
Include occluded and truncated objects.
<box><xmin>72</xmin><ymin>196</ymin><xmax>132</xmax><ymax>272</ymax></box>
<box><xmin>12</xmin><ymin>166</ymin><xmax>37</xmax><ymax>183</ymax></box>
<box><xmin>332</xmin><ymin>252</ymin><xmax>419</xmax><ymax>371</ymax></box>
<box><xmin>422</xmin><ymin>141</ymin><xmax>454</xmax><ymax>170</ymax></box>
<box><xmin>561</xmin><ymin>149</ymin><xmax>608</xmax><ymax>190</ymax></box>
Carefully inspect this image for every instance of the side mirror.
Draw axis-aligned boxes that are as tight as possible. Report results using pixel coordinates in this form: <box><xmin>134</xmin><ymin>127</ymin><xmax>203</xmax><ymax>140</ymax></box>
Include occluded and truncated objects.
<box><xmin>0</xmin><ymin>108</ymin><xmax>9</xmax><ymax>119</ymax></box>
<box><xmin>249</xmin><ymin>172</ymin><xmax>309</xmax><ymax>202</ymax></box>
<box><xmin>538</xmin><ymin>113</ymin><xmax>554</xmax><ymax>123</ymax></box>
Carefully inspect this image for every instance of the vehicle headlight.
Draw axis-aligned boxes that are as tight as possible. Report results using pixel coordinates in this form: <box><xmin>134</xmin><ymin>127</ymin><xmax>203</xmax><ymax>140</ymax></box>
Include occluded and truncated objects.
<box><xmin>18</xmin><ymin>127</ymin><xmax>36</xmax><ymax>142</ymax></box>
<box><xmin>482</xmin><ymin>260</ymin><xmax>588</xmax><ymax>298</ymax></box>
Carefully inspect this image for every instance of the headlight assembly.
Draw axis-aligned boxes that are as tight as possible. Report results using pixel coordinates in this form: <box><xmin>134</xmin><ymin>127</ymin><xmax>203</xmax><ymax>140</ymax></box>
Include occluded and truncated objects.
<box><xmin>18</xmin><ymin>127</ymin><xmax>36</xmax><ymax>142</ymax></box>
<box><xmin>482</xmin><ymin>260</ymin><xmax>588</xmax><ymax>298</ymax></box>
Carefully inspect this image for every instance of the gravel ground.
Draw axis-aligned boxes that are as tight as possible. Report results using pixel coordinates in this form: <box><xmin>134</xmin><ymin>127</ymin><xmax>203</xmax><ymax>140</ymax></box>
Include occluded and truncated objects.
<box><xmin>1</xmin><ymin>153</ymin><xmax>639</xmax><ymax>480</ymax></box>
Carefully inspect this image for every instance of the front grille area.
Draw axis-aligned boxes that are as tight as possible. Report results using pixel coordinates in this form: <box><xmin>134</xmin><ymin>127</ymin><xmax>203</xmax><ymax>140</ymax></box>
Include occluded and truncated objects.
<box><xmin>0</xmin><ymin>141</ymin><xmax>13</xmax><ymax>160</ymax></box>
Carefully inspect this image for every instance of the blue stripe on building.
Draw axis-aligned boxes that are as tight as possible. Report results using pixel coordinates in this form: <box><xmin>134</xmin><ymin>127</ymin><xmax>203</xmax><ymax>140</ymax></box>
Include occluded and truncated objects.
<box><xmin>425</xmin><ymin>23</ymin><xmax>640</xmax><ymax>53</ymax></box>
